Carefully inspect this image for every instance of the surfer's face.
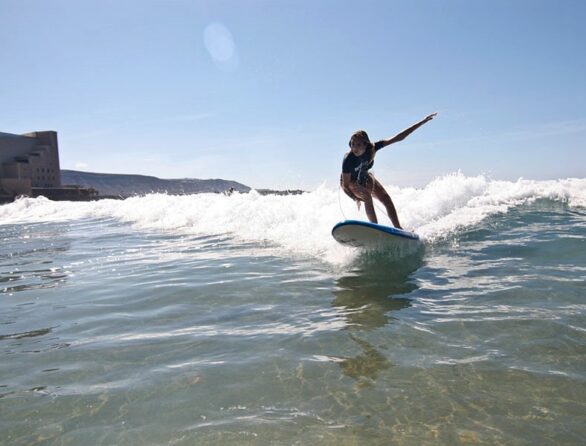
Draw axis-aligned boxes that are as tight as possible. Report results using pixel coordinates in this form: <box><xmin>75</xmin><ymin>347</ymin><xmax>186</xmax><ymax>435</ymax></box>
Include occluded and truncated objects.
<box><xmin>350</xmin><ymin>138</ymin><xmax>367</xmax><ymax>156</ymax></box>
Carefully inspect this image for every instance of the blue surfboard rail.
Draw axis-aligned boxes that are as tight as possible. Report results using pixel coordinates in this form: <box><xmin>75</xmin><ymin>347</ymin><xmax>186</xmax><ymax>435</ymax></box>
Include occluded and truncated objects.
<box><xmin>331</xmin><ymin>220</ymin><xmax>420</xmax><ymax>241</ymax></box>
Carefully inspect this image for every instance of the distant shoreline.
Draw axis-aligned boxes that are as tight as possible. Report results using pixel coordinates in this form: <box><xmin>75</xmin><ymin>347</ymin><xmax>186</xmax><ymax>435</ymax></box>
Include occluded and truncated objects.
<box><xmin>0</xmin><ymin>170</ymin><xmax>305</xmax><ymax>204</ymax></box>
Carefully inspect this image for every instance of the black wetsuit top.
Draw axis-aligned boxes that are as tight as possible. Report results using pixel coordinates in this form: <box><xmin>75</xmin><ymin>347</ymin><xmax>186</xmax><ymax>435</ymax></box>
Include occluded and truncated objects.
<box><xmin>342</xmin><ymin>141</ymin><xmax>384</xmax><ymax>185</ymax></box>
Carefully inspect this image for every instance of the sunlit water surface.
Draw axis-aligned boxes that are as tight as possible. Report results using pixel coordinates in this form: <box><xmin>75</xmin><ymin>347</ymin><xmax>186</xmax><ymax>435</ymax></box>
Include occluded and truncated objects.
<box><xmin>1</xmin><ymin>176</ymin><xmax>586</xmax><ymax>445</ymax></box>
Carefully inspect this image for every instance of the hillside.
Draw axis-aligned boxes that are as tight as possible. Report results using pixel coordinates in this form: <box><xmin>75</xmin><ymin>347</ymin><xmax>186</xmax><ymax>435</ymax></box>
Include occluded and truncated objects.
<box><xmin>61</xmin><ymin>170</ymin><xmax>251</xmax><ymax>197</ymax></box>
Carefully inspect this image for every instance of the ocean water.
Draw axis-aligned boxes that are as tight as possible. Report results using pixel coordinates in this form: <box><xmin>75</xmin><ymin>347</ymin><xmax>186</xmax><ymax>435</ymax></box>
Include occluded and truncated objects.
<box><xmin>1</xmin><ymin>173</ymin><xmax>586</xmax><ymax>445</ymax></box>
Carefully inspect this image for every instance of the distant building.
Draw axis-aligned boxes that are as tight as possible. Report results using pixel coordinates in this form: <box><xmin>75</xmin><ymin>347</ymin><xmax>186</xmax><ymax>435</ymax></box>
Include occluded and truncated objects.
<box><xmin>0</xmin><ymin>130</ymin><xmax>96</xmax><ymax>202</ymax></box>
<box><xmin>0</xmin><ymin>130</ymin><xmax>61</xmax><ymax>195</ymax></box>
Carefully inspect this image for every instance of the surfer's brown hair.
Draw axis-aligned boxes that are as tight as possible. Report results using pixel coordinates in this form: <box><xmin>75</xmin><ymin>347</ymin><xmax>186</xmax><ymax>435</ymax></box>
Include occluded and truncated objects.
<box><xmin>349</xmin><ymin>130</ymin><xmax>375</xmax><ymax>163</ymax></box>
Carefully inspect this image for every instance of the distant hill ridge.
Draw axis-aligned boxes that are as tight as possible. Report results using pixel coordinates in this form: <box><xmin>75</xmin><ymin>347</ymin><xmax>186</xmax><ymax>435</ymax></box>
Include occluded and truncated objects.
<box><xmin>61</xmin><ymin>170</ymin><xmax>251</xmax><ymax>197</ymax></box>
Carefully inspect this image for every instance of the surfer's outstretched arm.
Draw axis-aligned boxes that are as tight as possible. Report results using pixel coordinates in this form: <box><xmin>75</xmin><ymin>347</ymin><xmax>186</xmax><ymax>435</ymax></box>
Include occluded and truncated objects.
<box><xmin>380</xmin><ymin>112</ymin><xmax>437</xmax><ymax>148</ymax></box>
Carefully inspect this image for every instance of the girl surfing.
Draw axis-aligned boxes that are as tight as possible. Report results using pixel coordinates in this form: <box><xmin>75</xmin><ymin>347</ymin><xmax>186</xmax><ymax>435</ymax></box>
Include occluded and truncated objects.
<box><xmin>341</xmin><ymin>113</ymin><xmax>437</xmax><ymax>228</ymax></box>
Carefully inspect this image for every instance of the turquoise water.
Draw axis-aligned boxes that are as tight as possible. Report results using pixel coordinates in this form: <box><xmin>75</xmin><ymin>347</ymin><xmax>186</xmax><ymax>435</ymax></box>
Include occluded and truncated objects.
<box><xmin>1</xmin><ymin>175</ymin><xmax>586</xmax><ymax>445</ymax></box>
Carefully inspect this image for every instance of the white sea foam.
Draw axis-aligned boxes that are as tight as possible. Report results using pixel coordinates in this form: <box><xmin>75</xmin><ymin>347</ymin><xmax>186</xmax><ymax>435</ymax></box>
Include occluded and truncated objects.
<box><xmin>2</xmin><ymin>173</ymin><xmax>586</xmax><ymax>264</ymax></box>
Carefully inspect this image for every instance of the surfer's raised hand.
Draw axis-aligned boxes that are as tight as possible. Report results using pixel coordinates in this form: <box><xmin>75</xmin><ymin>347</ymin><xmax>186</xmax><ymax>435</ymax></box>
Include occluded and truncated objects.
<box><xmin>382</xmin><ymin>112</ymin><xmax>438</xmax><ymax>147</ymax></box>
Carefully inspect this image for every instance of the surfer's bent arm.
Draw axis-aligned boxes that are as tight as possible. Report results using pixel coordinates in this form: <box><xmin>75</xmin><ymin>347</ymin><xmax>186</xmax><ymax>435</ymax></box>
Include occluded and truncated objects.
<box><xmin>340</xmin><ymin>173</ymin><xmax>355</xmax><ymax>200</ymax></box>
<box><xmin>341</xmin><ymin>173</ymin><xmax>358</xmax><ymax>200</ymax></box>
<box><xmin>379</xmin><ymin>112</ymin><xmax>437</xmax><ymax>148</ymax></box>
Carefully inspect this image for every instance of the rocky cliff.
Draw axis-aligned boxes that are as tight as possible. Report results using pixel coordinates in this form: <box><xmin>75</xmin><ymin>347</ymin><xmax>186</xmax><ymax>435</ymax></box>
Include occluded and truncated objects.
<box><xmin>61</xmin><ymin>170</ymin><xmax>251</xmax><ymax>198</ymax></box>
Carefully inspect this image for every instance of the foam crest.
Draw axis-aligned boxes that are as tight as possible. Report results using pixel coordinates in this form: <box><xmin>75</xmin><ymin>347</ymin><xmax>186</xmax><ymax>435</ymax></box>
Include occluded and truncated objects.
<box><xmin>2</xmin><ymin>173</ymin><xmax>586</xmax><ymax>263</ymax></box>
<box><xmin>403</xmin><ymin>173</ymin><xmax>586</xmax><ymax>241</ymax></box>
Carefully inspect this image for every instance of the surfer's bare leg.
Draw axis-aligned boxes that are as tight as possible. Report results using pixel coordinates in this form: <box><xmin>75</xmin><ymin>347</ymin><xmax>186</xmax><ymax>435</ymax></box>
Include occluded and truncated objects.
<box><xmin>370</xmin><ymin>177</ymin><xmax>402</xmax><ymax>229</ymax></box>
<box><xmin>363</xmin><ymin>199</ymin><xmax>377</xmax><ymax>224</ymax></box>
<box><xmin>348</xmin><ymin>182</ymin><xmax>378</xmax><ymax>223</ymax></box>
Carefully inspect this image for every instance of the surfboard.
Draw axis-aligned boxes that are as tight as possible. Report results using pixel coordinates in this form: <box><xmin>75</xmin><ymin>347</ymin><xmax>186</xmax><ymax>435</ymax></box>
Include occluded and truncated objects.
<box><xmin>331</xmin><ymin>220</ymin><xmax>421</xmax><ymax>251</ymax></box>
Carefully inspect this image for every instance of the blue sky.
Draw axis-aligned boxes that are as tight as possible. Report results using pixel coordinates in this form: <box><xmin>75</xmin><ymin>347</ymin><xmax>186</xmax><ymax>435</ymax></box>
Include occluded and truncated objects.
<box><xmin>1</xmin><ymin>0</ymin><xmax>585</xmax><ymax>189</ymax></box>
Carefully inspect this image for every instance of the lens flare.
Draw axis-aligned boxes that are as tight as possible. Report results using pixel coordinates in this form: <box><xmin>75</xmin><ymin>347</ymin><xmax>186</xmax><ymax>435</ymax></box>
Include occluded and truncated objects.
<box><xmin>204</xmin><ymin>22</ymin><xmax>236</xmax><ymax>63</ymax></box>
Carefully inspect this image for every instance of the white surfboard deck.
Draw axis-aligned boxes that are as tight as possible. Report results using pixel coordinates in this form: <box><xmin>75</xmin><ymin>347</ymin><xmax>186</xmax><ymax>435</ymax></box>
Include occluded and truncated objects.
<box><xmin>332</xmin><ymin>220</ymin><xmax>421</xmax><ymax>252</ymax></box>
